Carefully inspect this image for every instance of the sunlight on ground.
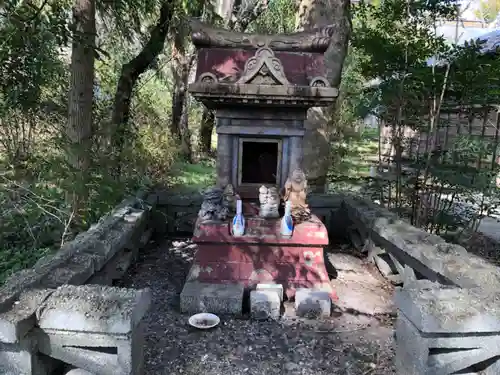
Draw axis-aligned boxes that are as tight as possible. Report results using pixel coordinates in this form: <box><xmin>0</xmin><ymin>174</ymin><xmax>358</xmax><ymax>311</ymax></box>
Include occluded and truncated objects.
<box><xmin>168</xmin><ymin>160</ymin><xmax>216</xmax><ymax>191</ymax></box>
<box><xmin>328</xmin><ymin>127</ymin><xmax>379</xmax><ymax>192</ymax></box>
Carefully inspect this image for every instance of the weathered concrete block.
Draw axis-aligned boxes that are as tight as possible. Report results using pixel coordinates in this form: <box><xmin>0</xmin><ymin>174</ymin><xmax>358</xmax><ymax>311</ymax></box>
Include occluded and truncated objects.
<box><xmin>36</xmin><ymin>318</ymin><xmax>146</xmax><ymax>375</ymax></box>
<box><xmin>295</xmin><ymin>288</ymin><xmax>331</xmax><ymax>318</ymax></box>
<box><xmin>250</xmin><ymin>291</ymin><xmax>280</xmax><ymax>320</ymax></box>
<box><xmin>0</xmin><ymin>289</ymin><xmax>53</xmax><ymax>344</ymax></box>
<box><xmin>180</xmin><ymin>282</ymin><xmax>244</xmax><ymax>315</ymax></box>
<box><xmin>0</xmin><ymin>338</ymin><xmax>57</xmax><ymax>375</ymax></box>
<box><xmin>256</xmin><ymin>283</ymin><xmax>284</xmax><ymax>301</ymax></box>
<box><xmin>396</xmin><ymin>312</ymin><xmax>500</xmax><ymax>375</ymax></box>
<box><xmin>66</xmin><ymin>369</ymin><xmax>95</xmax><ymax>375</ymax></box>
<box><xmin>88</xmin><ymin>247</ymin><xmax>137</xmax><ymax>286</ymax></box>
<box><xmin>395</xmin><ymin>280</ymin><xmax>500</xmax><ymax>333</ymax></box>
<box><xmin>0</xmin><ymin>269</ymin><xmax>44</xmax><ymax>313</ymax></box>
<box><xmin>37</xmin><ymin>285</ymin><xmax>151</xmax><ymax>335</ymax></box>
<box><xmin>373</xmin><ymin>252</ymin><xmax>398</xmax><ymax>278</ymax></box>
<box><xmin>395</xmin><ymin>314</ymin><xmax>429</xmax><ymax>375</ymax></box>
<box><xmin>38</xmin><ymin>254</ymin><xmax>95</xmax><ymax>289</ymax></box>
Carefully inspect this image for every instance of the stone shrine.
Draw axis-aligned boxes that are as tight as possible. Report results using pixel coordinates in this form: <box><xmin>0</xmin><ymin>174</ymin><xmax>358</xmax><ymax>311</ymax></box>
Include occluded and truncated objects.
<box><xmin>182</xmin><ymin>19</ymin><xmax>338</xmax><ymax>308</ymax></box>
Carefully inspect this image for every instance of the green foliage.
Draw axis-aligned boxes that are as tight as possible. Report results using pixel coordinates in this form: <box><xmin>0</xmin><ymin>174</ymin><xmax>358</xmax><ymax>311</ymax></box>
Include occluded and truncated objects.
<box><xmin>0</xmin><ymin>0</ymin><xmax>199</xmax><ymax>284</ymax></box>
<box><xmin>333</xmin><ymin>0</ymin><xmax>500</xmax><ymax>236</ymax></box>
<box><xmin>247</xmin><ymin>0</ymin><xmax>296</xmax><ymax>33</ymax></box>
<box><xmin>474</xmin><ymin>0</ymin><xmax>500</xmax><ymax>23</ymax></box>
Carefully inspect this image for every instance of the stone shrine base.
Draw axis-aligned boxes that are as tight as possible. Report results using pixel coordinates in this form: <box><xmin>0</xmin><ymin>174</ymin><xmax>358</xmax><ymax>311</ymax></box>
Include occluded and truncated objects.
<box><xmin>180</xmin><ymin>208</ymin><xmax>335</xmax><ymax>315</ymax></box>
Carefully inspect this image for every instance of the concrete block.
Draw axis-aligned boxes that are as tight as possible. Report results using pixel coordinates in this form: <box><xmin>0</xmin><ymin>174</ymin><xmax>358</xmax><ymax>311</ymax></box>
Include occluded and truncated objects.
<box><xmin>0</xmin><ymin>338</ymin><xmax>57</xmax><ymax>375</ymax></box>
<box><xmin>66</xmin><ymin>370</ymin><xmax>96</xmax><ymax>375</ymax></box>
<box><xmin>250</xmin><ymin>291</ymin><xmax>280</xmax><ymax>320</ymax></box>
<box><xmin>0</xmin><ymin>289</ymin><xmax>53</xmax><ymax>343</ymax></box>
<box><xmin>38</xmin><ymin>254</ymin><xmax>95</xmax><ymax>289</ymax></box>
<box><xmin>180</xmin><ymin>282</ymin><xmax>244</xmax><ymax>315</ymax></box>
<box><xmin>373</xmin><ymin>253</ymin><xmax>397</xmax><ymax>277</ymax></box>
<box><xmin>37</xmin><ymin>285</ymin><xmax>151</xmax><ymax>335</ymax></box>
<box><xmin>256</xmin><ymin>283</ymin><xmax>284</xmax><ymax>301</ymax></box>
<box><xmin>396</xmin><ymin>313</ymin><xmax>500</xmax><ymax>375</ymax></box>
<box><xmin>395</xmin><ymin>280</ymin><xmax>500</xmax><ymax>333</ymax></box>
<box><xmin>88</xmin><ymin>247</ymin><xmax>137</xmax><ymax>286</ymax></box>
<box><xmin>0</xmin><ymin>269</ymin><xmax>44</xmax><ymax>312</ymax></box>
<box><xmin>36</xmin><ymin>322</ymin><xmax>146</xmax><ymax>375</ymax></box>
<box><xmin>395</xmin><ymin>314</ymin><xmax>429</xmax><ymax>375</ymax></box>
<box><xmin>295</xmin><ymin>288</ymin><xmax>331</xmax><ymax>318</ymax></box>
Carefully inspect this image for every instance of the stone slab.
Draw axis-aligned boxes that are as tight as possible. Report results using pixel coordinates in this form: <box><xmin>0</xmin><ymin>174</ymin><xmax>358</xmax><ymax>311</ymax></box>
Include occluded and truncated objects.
<box><xmin>395</xmin><ymin>280</ymin><xmax>500</xmax><ymax>333</ymax></box>
<box><xmin>250</xmin><ymin>290</ymin><xmax>281</xmax><ymax>320</ymax></box>
<box><xmin>344</xmin><ymin>197</ymin><xmax>500</xmax><ymax>290</ymax></box>
<box><xmin>373</xmin><ymin>253</ymin><xmax>397</xmax><ymax>277</ymax></box>
<box><xmin>295</xmin><ymin>288</ymin><xmax>331</xmax><ymax>318</ymax></box>
<box><xmin>256</xmin><ymin>283</ymin><xmax>284</xmax><ymax>301</ymax></box>
<box><xmin>0</xmin><ymin>338</ymin><xmax>57</xmax><ymax>375</ymax></box>
<box><xmin>37</xmin><ymin>285</ymin><xmax>151</xmax><ymax>335</ymax></box>
<box><xmin>180</xmin><ymin>281</ymin><xmax>244</xmax><ymax>315</ymax></box>
<box><xmin>395</xmin><ymin>313</ymin><xmax>500</xmax><ymax>375</ymax></box>
<box><xmin>0</xmin><ymin>289</ymin><xmax>53</xmax><ymax>344</ymax></box>
<box><xmin>66</xmin><ymin>370</ymin><xmax>96</xmax><ymax>375</ymax></box>
<box><xmin>0</xmin><ymin>270</ymin><xmax>45</xmax><ymax>313</ymax></box>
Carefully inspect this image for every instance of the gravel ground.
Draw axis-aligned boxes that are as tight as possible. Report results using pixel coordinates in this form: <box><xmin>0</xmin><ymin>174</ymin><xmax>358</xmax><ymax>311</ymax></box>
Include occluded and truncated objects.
<box><xmin>119</xmin><ymin>238</ymin><xmax>396</xmax><ymax>375</ymax></box>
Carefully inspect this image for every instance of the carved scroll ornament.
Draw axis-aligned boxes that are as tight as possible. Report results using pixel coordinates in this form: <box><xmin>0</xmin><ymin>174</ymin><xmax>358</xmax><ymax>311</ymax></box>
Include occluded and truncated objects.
<box><xmin>198</xmin><ymin>72</ymin><xmax>218</xmax><ymax>84</ymax></box>
<box><xmin>236</xmin><ymin>48</ymin><xmax>289</xmax><ymax>85</ymax></box>
<box><xmin>190</xmin><ymin>18</ymin><xmax>334</xmax><ymax>53</ymax></box>
<box><xmin>310</xmin><ymin>76</ymin><xmax>330</xmax><ymax>87</ymax></box>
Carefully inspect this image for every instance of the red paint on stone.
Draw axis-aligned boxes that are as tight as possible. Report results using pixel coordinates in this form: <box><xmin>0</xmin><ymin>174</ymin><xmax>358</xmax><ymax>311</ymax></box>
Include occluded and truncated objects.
<box><xmin>195</xmin><ymin>48</ymin><xmax>327</xmax><ymax>85</ymax></box>
<box><xmin>191</xmin><ymin>214</ymin><xmax>338</xmax><ymax>301</ymax></box>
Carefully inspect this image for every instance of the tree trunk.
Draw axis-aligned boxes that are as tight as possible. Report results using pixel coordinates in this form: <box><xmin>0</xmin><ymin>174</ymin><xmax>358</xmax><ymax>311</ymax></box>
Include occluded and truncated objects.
<box><xmin>197</xmin><ymin>0</ymin><xmax>268</xmax><ymax>156</ymax></box>
<box><xmin>171</xmin><ymin>50</ymin><xmax>195</xmax><ymax>162</ymax></box>
<box><xmin>66</xmin><ymin>0</ymin><xmax>96</xmax><ymax>220</ymax></box>
<box><xmin>296</xmin><ymin>0</ymin><xmax>351</xmax><ymax>192</ymax></box>
<box><xmin>111</xmin><ymin>0</ymin><xmax>175</xmax><ymax>178</ymax></box>
<box><xmin>199</xmin><ymin>109</ymin><xmax>215</xmax><ymax>154</ymax></box>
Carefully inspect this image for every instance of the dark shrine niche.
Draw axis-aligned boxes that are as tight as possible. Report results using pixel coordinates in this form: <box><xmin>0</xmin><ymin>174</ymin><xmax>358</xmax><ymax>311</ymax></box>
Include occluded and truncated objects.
<box><xmin>239</xmin><ymin>138</ymin><xmax>280</xmax><ymax>185</ymax></box>
<box><xmin>188</xmin><ymin>19</ymin><xmax>339</xmax><ymax>198</ymax></box>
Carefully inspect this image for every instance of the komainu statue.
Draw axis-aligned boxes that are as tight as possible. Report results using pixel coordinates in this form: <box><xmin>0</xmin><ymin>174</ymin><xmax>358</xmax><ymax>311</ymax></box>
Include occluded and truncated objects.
<box><xmin>281</xmin><ymin>169</ymin><xmax>312</xmax><ymax>223</ymax></box>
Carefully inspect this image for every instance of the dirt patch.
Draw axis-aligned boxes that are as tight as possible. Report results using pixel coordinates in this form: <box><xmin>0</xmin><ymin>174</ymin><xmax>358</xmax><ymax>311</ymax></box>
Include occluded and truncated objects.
<box><xmin>119</xmin><ymin>239</ymin><xmax>395</xmax><ymax>375</ymax></box>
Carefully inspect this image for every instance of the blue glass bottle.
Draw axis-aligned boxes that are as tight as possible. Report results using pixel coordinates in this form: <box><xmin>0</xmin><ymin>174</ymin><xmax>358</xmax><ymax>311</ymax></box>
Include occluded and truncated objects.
<box><xmin>280</xmin><ymin>201</ymin><xmax>294</xmax><ymax>238</ymax></box>
<box><xmin>232</xmin><ymin>199</ymin><xmax>245</xmax><ymax>236</ymax></box>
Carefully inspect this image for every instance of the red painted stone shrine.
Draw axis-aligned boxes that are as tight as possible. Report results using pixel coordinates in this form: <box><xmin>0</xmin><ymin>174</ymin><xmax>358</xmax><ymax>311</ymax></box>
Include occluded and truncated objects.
<box><xmin>186</xmin><ymin>20</ymin><xmax>339</xmax><ymax>300</ymax></box>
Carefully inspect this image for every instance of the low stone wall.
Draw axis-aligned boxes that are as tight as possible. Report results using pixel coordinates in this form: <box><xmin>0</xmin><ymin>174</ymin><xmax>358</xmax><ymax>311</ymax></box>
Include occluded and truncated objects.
<box><xmin>342</xmin><ymin>195</ymin><xmax>500</xmax><ymax>375</ymax></box>
<box><xmin>0</xmin><ymin>192</ymin><xmax>157</xmax><ymax>375</ymax></box>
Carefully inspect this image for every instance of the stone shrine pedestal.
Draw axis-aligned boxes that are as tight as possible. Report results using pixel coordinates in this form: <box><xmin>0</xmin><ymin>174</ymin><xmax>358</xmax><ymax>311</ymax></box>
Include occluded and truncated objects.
<box><xmin>185</xmin><ymin>203</ymin><xmax>335</xmax><ymax>302</ymax></box>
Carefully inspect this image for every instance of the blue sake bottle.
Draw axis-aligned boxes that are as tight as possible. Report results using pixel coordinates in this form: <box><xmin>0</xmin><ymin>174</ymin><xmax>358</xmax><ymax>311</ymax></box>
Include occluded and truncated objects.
<box><xmin>280</xmin><ymin>200</ymin><xmax>294</xmax><ymax>238</ymax></box>
<box><xmin>232</xmin><ymin>199</ymin><xmax>245</xmax><ymax>236</ymax></box>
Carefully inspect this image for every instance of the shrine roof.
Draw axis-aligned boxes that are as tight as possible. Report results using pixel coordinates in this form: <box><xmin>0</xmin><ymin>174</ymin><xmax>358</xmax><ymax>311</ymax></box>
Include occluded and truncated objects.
<box><xmin>190</xmin><ymin>19</ymin><xmax>334</xmax><ymax>53</ymax></box>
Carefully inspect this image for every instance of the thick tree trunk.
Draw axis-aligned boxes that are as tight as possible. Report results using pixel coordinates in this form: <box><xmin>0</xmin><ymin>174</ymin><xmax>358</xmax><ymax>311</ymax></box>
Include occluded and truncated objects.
<box><xmin>199</xmin><ymin>109</ymin><xmax>215</xmax><ymax>154</ymax></box>
<box><xmin>66</xmin><ymin>0</ymin><xmax>96</xmax><ymax>218</ymax></box>
<box><xmin>296</xmin><ymin>0</ymin><xmax>351</xmax><ymax>192</ymax></box>
<box><xmin>171</xmin><ymin>50</ymin><xmax>195</xmax><ymax>162</ymax></box>
<box><xmin>111</xmin><ymin>0</ymin><xmax>175</xmax><ymax>177</ymax></box>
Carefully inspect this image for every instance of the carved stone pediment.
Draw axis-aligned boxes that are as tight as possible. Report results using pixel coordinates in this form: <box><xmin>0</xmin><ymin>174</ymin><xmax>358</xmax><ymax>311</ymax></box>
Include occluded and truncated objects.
<box><xmin>236</xmin><ymin>48</ymin><xmax>289</xmax><ymax>86</ymax></box>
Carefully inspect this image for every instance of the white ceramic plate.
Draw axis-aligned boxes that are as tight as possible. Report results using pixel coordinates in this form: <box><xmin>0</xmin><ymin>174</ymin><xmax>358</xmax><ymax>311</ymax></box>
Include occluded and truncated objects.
<box><xmin>188</xmin><ymin>313</ymin><xmax>221</xmax><ymax>329</ymax></box>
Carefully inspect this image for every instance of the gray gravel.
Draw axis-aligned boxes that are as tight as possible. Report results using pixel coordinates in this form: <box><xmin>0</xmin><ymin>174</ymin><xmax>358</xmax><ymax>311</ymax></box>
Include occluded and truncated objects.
<box><xmin>119</xmin><ymin>239</ymin><xmax>396</xmax><ymax>375</ymax></box>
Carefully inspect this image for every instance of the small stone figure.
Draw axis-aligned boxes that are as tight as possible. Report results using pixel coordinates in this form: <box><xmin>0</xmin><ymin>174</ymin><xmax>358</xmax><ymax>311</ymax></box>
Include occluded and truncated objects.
<box><xmin>198</xmin><ymin>187</ymin><xmax>229</xmax><ymax>221</ymax></box>
<box><xmin>223</xmin><ymin>184</ymin><xmax>237</xmax><ymax>213</ymax></box>
<box><xmin>281</xmin><ymin>169</ymin><xmax>312</xmax><ymax>223</ymax></box>
<box><xmin>258</xmin><ymin>185</ymin><xmax>280</xmax><ymax>218</ymax></box>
